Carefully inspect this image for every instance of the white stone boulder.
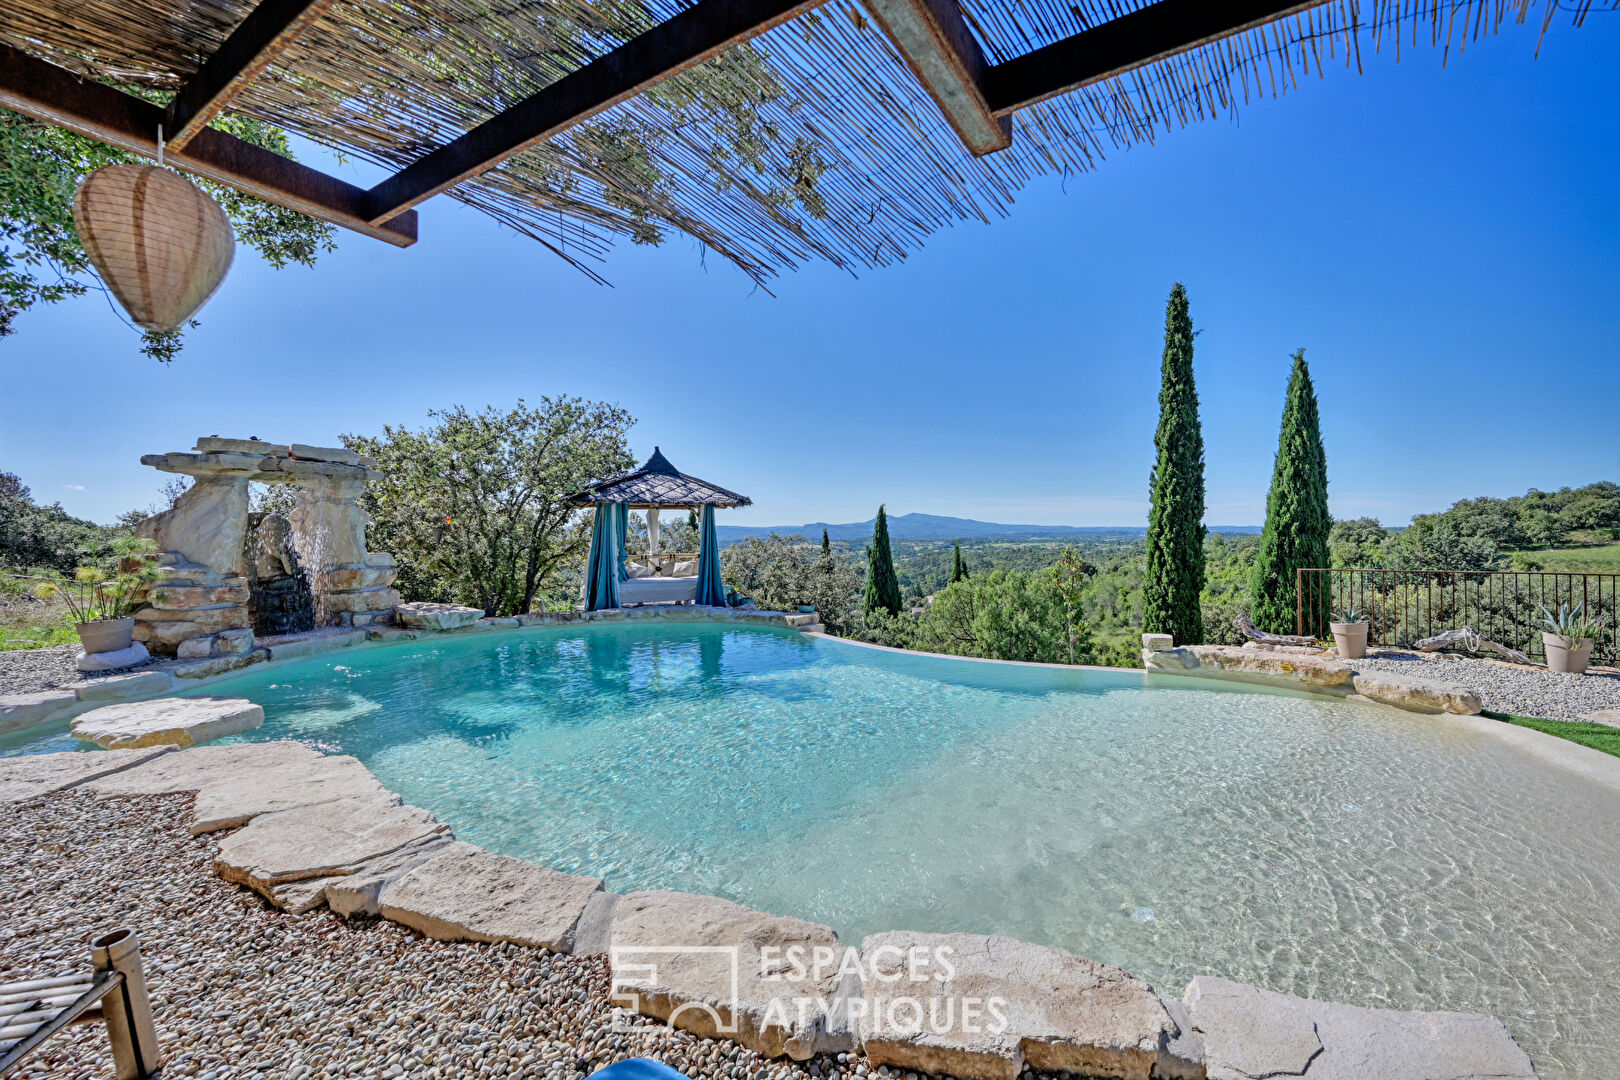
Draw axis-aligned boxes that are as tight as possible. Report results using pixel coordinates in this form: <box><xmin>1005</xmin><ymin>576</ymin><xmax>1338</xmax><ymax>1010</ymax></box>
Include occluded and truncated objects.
<box><xmin>857</xmin><ymin>931</ymin><xmax>1186</xmax><ymax>1080</ymax></box>
<box><xmin>85</xmin><ymin>741</ymin><xmax>393</xmax><ymax>833</ymax></box>
<box><xmin>1184</xmin><ymin>975</ymin><xmax>1536</xmax><ymax>1080</ymax></box>
<box><xmin>74</xmin><ymin>669</ymin><xmax>175</xmax><ymax>703</ymax></box>
<box><xmin>375</xmin><ymin>841</ymin><xmax>603</xmax><ymax>951</ymax></box>
<box><xmin>0</xmin><ymin>689</ymin><xmax>79</xmax><ymax>736</ymax></box>
<box><xmin>396</xmin><ymin>601</ymin><xmax>484</xmax><ymax>630</ymax></box>
<box><xmin>1351</xmin><ymin>671</ymin><xmax>1482</xmax><ymax>715</ymax></box>
<box><xmin>76</xmin><ymin>642</ymin><xmax>152</xmax><ymax>672</ymax></box>
<box><xmin>71</xmin><ymin>696</ymin><xmax>264</xmax><ymax>749</ymax></box>
<box><xmin>214</xmin><ymin>795</ymin><xmax>452</xmax><ymax>900</ymax></box>
<box><xmin>1186</xmin><ymin>646</ymin><xmax>1353</xmax><ymax>688</ymax></box>
<box><xmin>608</xmin><ymin>890</ymin><xmax>852</xmax><ymax>1060</ymax></box>
<box><xmin>0</xmin><ymin>747</ymin><xmax>174</xmax><ymax>802</ymax></box>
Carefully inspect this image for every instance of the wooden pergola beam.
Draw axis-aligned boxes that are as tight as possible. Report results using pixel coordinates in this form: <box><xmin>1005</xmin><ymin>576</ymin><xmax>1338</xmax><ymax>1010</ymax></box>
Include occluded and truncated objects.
<box><xmin>0</xmin><ymin>44</ymin><xmax>417</xmax><ymax>247</ymax></box>
<box><xmin>363</xmin><ymin>0</ymin><xmax>826</xmax><ymax>225</ymax></box>
<box><xmin>863</xmin><ymin>0</ymin><xmax>1009</xmax><ymax>156</ymax></box>
<box><xmin>164</xmin><ymin>0</ymin><xmax>339</xmax><ymax>150</ymax></box>
<box><xmin>983</xmin><ymin>0</ymin><xmax>1325</xmax><ymax>116</ymax></box>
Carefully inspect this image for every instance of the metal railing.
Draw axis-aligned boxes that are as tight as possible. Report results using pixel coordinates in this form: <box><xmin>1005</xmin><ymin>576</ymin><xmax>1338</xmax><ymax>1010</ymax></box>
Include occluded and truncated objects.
<box><xmin>1296</xmin><ymin>568</ymin><xmax>1619</xmax><ymax>664</ymax></box>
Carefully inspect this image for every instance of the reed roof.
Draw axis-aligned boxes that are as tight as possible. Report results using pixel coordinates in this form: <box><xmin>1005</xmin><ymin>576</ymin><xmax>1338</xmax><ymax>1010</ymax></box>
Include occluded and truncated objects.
<box><xmin>2</xmin><ymin>0</ymin><xmax>1603</xmax><ymax>285</ymax></box>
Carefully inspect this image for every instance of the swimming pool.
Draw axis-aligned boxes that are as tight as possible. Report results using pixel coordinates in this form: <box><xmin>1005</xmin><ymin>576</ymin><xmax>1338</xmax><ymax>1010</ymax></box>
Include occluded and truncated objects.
<box><xmin>8</xmin><ymin>622</ymin><xmax>1620</xmax><ymax>1077</ymax></box>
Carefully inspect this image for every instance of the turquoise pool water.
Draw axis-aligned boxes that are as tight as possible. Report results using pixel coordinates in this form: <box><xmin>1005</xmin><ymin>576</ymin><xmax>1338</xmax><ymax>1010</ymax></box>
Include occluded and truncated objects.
<box><xmin>8</xmin><ymin>622</ymin><xmax>1620</xmax><ymax>1078</ymax></box>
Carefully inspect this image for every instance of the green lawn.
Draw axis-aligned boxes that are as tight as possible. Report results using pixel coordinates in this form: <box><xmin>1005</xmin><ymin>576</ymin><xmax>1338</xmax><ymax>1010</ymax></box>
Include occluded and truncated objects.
<box><xmin>1516</xmin><ymin>541</ymin><xmax>1620</xmax><ymax>574</ymax></box>
<box><xmin>1483</xmin><ymin>710</ymin><xmax>1620</xmax><ymax>759</ymax></box>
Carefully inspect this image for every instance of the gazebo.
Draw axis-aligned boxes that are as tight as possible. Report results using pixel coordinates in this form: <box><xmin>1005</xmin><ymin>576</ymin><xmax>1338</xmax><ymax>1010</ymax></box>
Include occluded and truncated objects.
<box><xmin>565</xmin><ymin>448</ymin><xmax>751</xmax><ymax>611</ymax></box>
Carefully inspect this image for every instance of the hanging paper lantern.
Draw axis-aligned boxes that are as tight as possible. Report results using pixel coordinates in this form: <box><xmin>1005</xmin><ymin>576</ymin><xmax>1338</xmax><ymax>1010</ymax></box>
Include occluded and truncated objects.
<box><xmin>72</xmin><ymin>164</ymin><xmax>235</xmax><ymax>331</ymax></box>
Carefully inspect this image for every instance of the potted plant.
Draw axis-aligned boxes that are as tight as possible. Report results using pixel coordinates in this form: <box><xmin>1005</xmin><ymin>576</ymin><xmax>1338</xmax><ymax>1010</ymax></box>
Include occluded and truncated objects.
<box><xmin>1539</xmin><ymin>602</ymin><xmax>1606</xmax><ymax>675</ymax></box>
<box><xmin>34</xmin><ymin>536</ymin><xmax>163</xmax><ymax>656</ymax></box>
<box><xmin>1329</xmin><ymin>608</ymin><xmax>1370</xmax><ymax>659</ymax></box>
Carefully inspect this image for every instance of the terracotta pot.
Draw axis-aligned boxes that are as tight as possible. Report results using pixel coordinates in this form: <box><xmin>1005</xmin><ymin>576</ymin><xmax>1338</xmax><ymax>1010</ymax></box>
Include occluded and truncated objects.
<box><xmin>78</xmin><ymin>616</ymin><xmax>135</xmax><ymax>655</ymax></box>
<box><xmin>1543</xmin><ymin>632</ymin><xmax>1595</xmax><ymax>675</ymax></box>
<box><xmin>1330</xmin><ymin>620</ymin><xmax>1369</xmax><ymax>659</ymax></box>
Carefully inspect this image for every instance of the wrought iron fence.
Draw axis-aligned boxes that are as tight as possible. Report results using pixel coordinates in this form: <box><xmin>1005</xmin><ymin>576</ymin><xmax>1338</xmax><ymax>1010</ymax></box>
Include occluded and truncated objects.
<box><xmin>1295</xmin><ymin>568</ymin><xmax>1620</xmax><ymax>665</ymax></box>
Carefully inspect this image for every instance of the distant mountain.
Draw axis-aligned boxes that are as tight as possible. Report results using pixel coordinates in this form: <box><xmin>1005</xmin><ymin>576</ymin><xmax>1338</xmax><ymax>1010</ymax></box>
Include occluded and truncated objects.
<box><xmin>715</xmin><ymin>512</ymin><xmax>1260</xmax><ymax>545</ymax></box>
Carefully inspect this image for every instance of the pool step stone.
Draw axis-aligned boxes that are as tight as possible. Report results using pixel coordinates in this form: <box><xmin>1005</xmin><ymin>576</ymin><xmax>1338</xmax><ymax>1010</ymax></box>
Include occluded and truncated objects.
<box><xmin>856</xmin><ymin>930</ymin><xmax>1194</xmax><ymax>1080</ymax></box>
<box><xmin>607</xmin><ymin>889</ymin><xmax>852</xmax><ymax>1061</ymax></box>
<box><xmin>376</xmin><ymin>840</ymin><xmax>604</xmax><ymax>952</ymax></box>
<box><xmin>69</xmin><ymin>695</ymin><xmax>264</xmax><ymax>749</ymax></box>
<box><xmin>0</xmin><ymin>745</ymin><xmax>174</xmax><ymax>802</ymax></box>
<box><xmin>1184</xmin><ymin>975</ymin><xmax>1535</xmax><ymax>1080</ymax></box>
<box><xmin>83</xmin><ymin>740</ymin><xmax>394</xmax><ymax>833</ymax></box>
<box><xmin>213</xmin><ymin>795</ymin><xmax>452</xmax><ymax>902</ymax></box>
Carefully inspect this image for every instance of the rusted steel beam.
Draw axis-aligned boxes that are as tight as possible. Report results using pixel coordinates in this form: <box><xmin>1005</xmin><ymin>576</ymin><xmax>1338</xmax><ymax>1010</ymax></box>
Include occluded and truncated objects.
<box><xmin>863</xmin><ymin>0</ymin><xmax>1009</xmax><ymax>155</ymax></box>
<box><xmin>0</xmin><ymin>44</ymin><xmax>417</xmax><ymax>247</ymax></box>
<box><xmin>165</xmin><ymin>0</ymin><xmax>339</xmax><ymax>150</ymax></box>
<box><xmin>363</xmin><ymin>0</ymin><xmax>826</xmax><ymax>225</ymax></box>
<box><xmin>983</xmin><ymin>0</ymin><xmax>1327</xmax><ymax>116</ymax></box>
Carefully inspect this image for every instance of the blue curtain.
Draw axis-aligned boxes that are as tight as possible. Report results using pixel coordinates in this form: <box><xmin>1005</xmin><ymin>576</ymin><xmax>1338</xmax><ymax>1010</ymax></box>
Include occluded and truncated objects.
<box><xmin>614</xmin><ymin>503</ymin><xmax>630</xmax><ymax>582</ymax></box>
<box><xmin>585</xmin><ymin>504</ymin><xmax>621</xmax><ymax>611</ymax></box>
<box><xmin>695</xmin><ymin>504</ymin><xmax>727</xmax><ymax>607</ymax></box>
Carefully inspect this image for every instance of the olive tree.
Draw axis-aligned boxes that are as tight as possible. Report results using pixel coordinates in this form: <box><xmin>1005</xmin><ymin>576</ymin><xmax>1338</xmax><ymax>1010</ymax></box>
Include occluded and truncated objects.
<box><xmin>344</xmin><ymin>399</ymin><xmax>633</xmax><ymax>616</ymax></box>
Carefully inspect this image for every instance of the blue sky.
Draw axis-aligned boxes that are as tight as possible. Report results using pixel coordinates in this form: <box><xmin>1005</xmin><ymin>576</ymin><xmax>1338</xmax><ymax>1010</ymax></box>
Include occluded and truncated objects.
<box><xmin>4</xmin><ymin>16</ymin><xmax>1617</xmax><ymax>529</ymax></box>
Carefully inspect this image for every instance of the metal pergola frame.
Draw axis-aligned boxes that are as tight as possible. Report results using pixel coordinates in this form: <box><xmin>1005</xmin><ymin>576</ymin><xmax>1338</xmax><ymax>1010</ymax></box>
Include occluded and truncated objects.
<box><xmin>0</xmin><ymin>0</ymin><xmax>1317</xmax><ymax>249</ymax></box>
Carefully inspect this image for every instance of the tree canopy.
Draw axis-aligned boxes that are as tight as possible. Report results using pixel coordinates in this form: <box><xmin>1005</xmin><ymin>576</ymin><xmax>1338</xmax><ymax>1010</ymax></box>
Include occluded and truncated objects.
<box><xmin>864</xmin><ymin>505</ymin><xmax>902</xmax><ymax>617</ymax></box>
<box><xmin>1142</xmin><ymin>282</ymin><xmax>1206</xmax><ymax>645</ymax></box>
<box><xmin>344</xmin><ymin>399</ymin><xmax>633</xmax><ymax>616</ymax></box>
<box><xmin>1250</xmin><ymin>349</ymin><xmax>1330</xmax><ymax>634</ymax></box>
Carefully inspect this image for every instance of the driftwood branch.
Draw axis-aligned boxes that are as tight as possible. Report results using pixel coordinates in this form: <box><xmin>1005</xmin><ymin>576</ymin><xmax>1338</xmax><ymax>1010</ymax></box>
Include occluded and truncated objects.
<box><xmin>1413</xmin><ymin>627</ymin><xmax>1530</xmax><ymax>665</ymax></box>
<box><xmin>1234</xmin><ymin>613</ymin><xmax>1318</xmax><ymax>648</ymax></box>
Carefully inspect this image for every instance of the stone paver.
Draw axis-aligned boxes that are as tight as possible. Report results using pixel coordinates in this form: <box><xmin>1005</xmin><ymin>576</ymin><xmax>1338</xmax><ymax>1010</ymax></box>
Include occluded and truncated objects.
<box><xmin>72</xmin><ymin>668</ymin><xmax>175</xmax><ymax>702</ymax></box>
<box><xmin>609</xmin><ymin>890</ymin><xmax>852</xmax><ymax>1060</ymax></box>
<box><xmin>1186</xmin><ymin>646</ymin><xmax>1353</xmax><ymax>688</ymax></box>
<box><xmin>70</xmin><ymin>695</ymin><xmax>264</xmax><ymax>748</ymax></box>
<box><xmin>0</xmin><ymin>747</ymin><xmax>173</xmax><ymax>802</ymax></box>
<box><xmin>377</xmin><ymin>841</ymin><xmax>604</xmax><ymax>951</ymax></box>
<box><xmin>84</xmin><ymin>740</ymin><xmax>393</xmax><ymax>832</ymax></box>
<box><xmin>1351</xmin><ymin>671</ymin><xmax>1481</xmax><ymax>715</ymax></box>
<box><xmin>1185</xmin><ymin>975</ymin><xmax>1535</xmax><ymax>1080</ymax></box>
<box><xmin>0</xmin><ymin>689</ymin><xmax>78</xmax><ymax>735</ymax></box>
<box><xmin>214</xmin><ymin>795</ymin><xmax>452</xmax><ymax>898</ymax></box>
<box><xmin>857</xmin><ymin>931</ymin><xmax>1184</xmax><ymax>1080</ymax></box>
<box><xmin>396</xmin><ymin>601</ymin><xmax>484</xmax><ymax>630</ymax></box>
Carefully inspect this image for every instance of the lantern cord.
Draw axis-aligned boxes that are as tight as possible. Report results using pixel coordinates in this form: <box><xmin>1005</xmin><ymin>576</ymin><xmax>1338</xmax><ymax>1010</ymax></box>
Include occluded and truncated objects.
<box><xmin>156</xmin><ymin>124</ymin><xmax>164</xmax><ymax>168</ymax></box>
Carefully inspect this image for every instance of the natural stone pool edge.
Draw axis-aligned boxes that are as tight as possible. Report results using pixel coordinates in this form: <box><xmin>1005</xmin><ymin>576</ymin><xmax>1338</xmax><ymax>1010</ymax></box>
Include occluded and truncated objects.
<box><xmin>0</xmin><ymin>742</ymin><xmax>1539</xmax><ymax>1080</ymax></box>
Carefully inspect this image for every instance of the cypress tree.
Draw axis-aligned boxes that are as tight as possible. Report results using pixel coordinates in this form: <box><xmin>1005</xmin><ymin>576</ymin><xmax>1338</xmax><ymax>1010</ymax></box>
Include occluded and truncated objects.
<box><xmin>1143</xmin><ymin>282</ymin><xmax>1207</xmax><ymax>645</ymax></box>
<box><xmin>1250</xmin><ymin>349</ymin><xmax>1331</xmax><ymax>634</ymax></box>
<box><xmin>864</xmin><ymin>505</ymin><xmax>902</xmax><ymax>616</ymax></box>
<box><xmin>822</xmin><ymin>528</ymin><xmax>831</xmax><ymax>555</ymax></box>
<box><xmin>950</xmin><ymin>541</ymin><xmax>967</xmax><ymax>583</ymax></box>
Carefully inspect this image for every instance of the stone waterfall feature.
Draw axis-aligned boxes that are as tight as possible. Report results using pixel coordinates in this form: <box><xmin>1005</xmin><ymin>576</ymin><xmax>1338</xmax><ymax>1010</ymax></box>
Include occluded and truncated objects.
<box><xmin>245</xmin><ymin>513</ymin><xmax>316</xmax><ymax>636</ymax></box>
<box><xmin>133</xmin><ymin>437</ymin><xmax>400</xmax><ymax>657</ymax></box>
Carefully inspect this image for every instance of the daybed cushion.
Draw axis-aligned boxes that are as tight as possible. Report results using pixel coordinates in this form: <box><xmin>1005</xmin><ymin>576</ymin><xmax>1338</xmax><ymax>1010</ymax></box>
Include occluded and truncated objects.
<box><xmin>619</xmin><ymin>576</ymin><xmax>699</xmax><ymax>605</ymax></box>
<box><xmin>628</xmin><ymin>562</ymin><xmax>654</xmax><ymax>579</ymax></box>
<box><xmin>673</xmin><ymin>560</ymin><xmax>698</xmax><ymax>576</ymax></box>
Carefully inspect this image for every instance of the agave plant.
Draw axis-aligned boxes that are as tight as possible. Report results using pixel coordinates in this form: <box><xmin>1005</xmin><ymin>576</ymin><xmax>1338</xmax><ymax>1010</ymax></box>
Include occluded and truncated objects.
<box><xmin>1331</xmin><ymin>608</ymin><xmax>1369</xmax><ymax>624</ymax></box>
<box><xmin>33</xmin><ymin>535</ymin><xmax>164</xmax><ymax>624</ymax></box>
<box><xmin>1538</xmin><ymin>602</ymin><xmax>1607</xmax><ymax>646</ymax></box>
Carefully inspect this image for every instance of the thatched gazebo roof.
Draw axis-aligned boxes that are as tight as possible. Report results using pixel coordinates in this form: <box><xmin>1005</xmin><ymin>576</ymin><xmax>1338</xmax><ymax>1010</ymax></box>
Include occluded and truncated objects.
<box><xmin>566</xmin><ymin>448</ymin><xmax>752</xmax><ymax>509</ymax></box>
<box><xmin>2</xmin><ymin>0</ymin><xmax>1603</xmax><ymax>284</ymax></box>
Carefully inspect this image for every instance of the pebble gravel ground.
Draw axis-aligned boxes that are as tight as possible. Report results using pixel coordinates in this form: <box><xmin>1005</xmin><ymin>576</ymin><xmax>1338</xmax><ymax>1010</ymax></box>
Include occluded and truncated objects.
<box><xmin>0</xmin><ymin>792</ymin><xmax>965</xmax><ymax>1080</ymax></box>
<box><xmin>0</xmin><ymin>643</ymin><xmax>152</xmax><ymax>696</ymax></box>
<box><xmin>1354</xmin><ymin>649</ymin><xmax>1620</xmax><ymax>724</ymax></box>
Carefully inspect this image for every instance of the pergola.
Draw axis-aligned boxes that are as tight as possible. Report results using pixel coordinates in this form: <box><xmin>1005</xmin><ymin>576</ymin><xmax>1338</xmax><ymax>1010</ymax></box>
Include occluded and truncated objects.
<box><xmin>2</xmin><ymin>0</ymin><xmax>1599</xmax><ymax>283</ymax></box>
<box><xmin>565</xmin><ymin>447</ymin><xmax>750</xmax><ymax>610</ymax></box>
